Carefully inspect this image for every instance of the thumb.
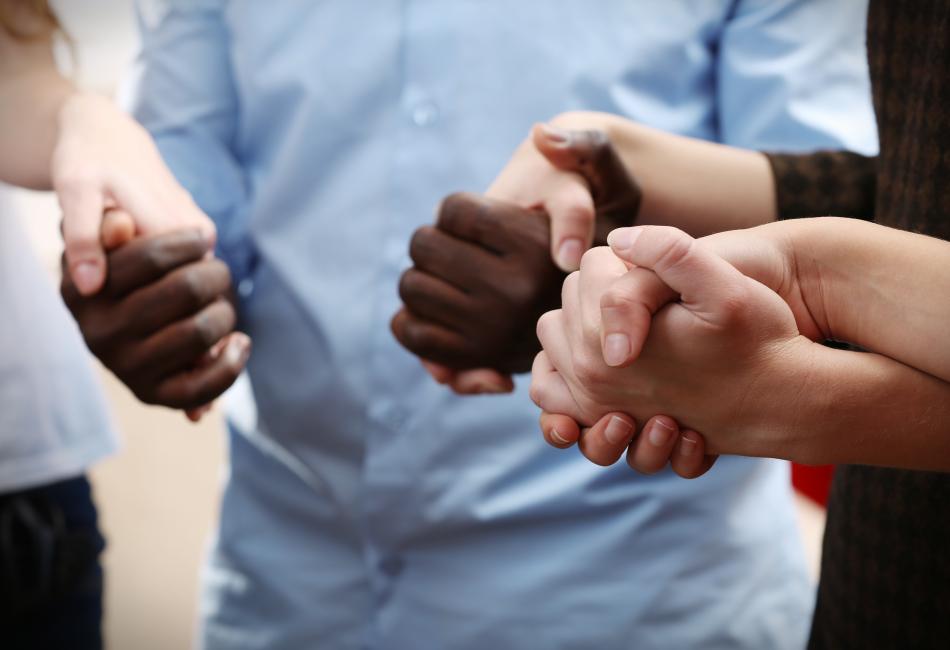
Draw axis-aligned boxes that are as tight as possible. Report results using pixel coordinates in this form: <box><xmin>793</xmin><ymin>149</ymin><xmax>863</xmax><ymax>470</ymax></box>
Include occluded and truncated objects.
<box><xmin>533</xmin><ymin>123</ymin><xmax>641</xmax><ymax>237</ymax></box>
<box><xmin>607</xmin><ymin>226</ymin><xmax>750</xmax><ymax>324</ymax></box>
<box><xmin>58</xmin><ymin>182</ymin><xmax>107</xmax><ymax>296</ymax></box>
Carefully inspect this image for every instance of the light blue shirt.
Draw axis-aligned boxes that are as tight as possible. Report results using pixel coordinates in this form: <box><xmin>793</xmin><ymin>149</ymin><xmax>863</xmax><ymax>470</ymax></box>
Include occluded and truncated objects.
<box><xmin>132</xmin><ymin>2</ymin><xmax>876</xmax><ymax>648</ymax></box>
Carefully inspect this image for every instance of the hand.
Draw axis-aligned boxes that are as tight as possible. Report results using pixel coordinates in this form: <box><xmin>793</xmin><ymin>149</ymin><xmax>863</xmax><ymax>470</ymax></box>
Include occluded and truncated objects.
<box><xmin>488</xmin><ymin>123</ymin><xmax>642</xmax><ymax>270</ymax></box>
<box><xmin>392</xmin><ymin>193</ymin><xmax>564</xmax><ymax>377</ymax></box>
<box><xmin>52</xmin><ymin>92</ymin><xmax>215</xmax><ymax>295</ymax></box>
<box><xmin>62</xmin><ymin>220</ymin><xmax>249</xmax><ymax>416</ymax></box>
<box><xmin>412</xmin><ymin>122</ymin><xmax>642</xmax><ymax>393</ymax></box>
<box><xmin>532</xmin><ymin>226</ymin><xmax>810</xmax><ymax>463</ymax></box>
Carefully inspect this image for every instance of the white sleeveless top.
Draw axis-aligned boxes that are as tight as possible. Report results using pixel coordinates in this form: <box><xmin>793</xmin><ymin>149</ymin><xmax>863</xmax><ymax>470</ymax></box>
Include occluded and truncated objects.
<box><xmin>0</xmin><ymin>191</ymin><xmax>117</xmax><ymax>492</ymax></box>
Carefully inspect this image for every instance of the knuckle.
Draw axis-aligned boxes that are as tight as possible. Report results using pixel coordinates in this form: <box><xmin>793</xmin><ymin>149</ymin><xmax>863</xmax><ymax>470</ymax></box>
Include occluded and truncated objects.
<box><xmin>397</xmin><ymin>269</ymin><xmax>423</xmax><ymax>305</ymax></box>
<box><xmin>400</xmin><ymin>320</ymin><xmax>430</xmax><ymax>354</ymax></box>
<box><xmin>408</xmin><ymin>226</ymin><xmax>437</xmax><ymax>263</ymax></box>
<box><xmin>572</xmin><ymin>356</ymin><xmax>601</xmax><ymax>386</ymax></box>
<box><xmin>536</xmin><ymin>309</ymin><xmax>558</xmax><ymax>342</ymax></box>
<box><xmin>718</xmin><ymin>285</ymin><xmax>754</xmax><ymax>324</ymax></box>
<box><xmin>57</xmin><ymin>168</ymin><xmax>100</xmax><ymax>195</ymax></box>
<box><xmin>528</xmin><ymin>379</ymin><xmax>545</xmax><ymax>407</ymax></box>
<box><xmin>653</xmin><ymin>230</ymin><xmax>694</xmax><ymax>272</ymax></box>
<box><xmin>437</xmin><ymin>191</ymin><xmax>473</xmax><ymax>222</ymax></box>
<box><xmin>600</xmin><ymin>286</ymin><xmax>640</xmax><ymax>313</ymax></box>
<box><xmin>188</xmin><ymin>313</ymin><xmax>222</xmax><ymax>350</ymax></box>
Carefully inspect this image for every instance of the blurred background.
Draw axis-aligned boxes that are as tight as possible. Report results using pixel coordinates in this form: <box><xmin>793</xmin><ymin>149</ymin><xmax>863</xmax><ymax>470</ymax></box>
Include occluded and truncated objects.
<box><xmin>2</xmin><ymin>1</ymin><xmax>826</xmax><ymax>647</ymax></box>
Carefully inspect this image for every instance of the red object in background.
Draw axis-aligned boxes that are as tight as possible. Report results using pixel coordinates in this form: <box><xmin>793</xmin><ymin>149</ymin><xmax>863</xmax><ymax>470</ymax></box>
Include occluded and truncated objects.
<box><xmin>791</xmin><ymin>463</ymin><xmax>835</xmax><ymax>507</ymax></box>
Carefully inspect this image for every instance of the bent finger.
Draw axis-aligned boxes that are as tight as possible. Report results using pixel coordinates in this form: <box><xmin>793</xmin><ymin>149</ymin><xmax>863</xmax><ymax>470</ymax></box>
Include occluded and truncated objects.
<box><xmin>625</xmin><ymin>415</ymin><xmax>680</xmax><ymax>475</ymax></box>
<box><xmin>599</xmin><ymin>266</ymin><xmax>677</xmax><ymax>367</ymax></box>
<box><xmin>669</xmin><ymin>430</ymin><xmax>719</xmax><ymax>479</ymax></box>
<box><xmin>540</xmin><ymin>411</ymin><xmax>581</xmax><ymax>449</ymax></box>
<box><xmin>577</xmin><ymin>412</ymin><xmax>638</xmax><ymax>467</ymax></box>
<box><xmin>154</xmin><ymin>332</ymin><xmax>250</xmax><ymax>411</ymax></box>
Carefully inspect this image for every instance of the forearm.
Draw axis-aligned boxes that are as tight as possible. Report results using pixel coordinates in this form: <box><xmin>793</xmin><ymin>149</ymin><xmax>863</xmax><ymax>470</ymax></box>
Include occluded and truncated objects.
<box><xmin>760</xmin><ymin>339</ymin><xmax>950</xmax><ymax>471</ymax></box>
<box><xmin>0</xmin><ymin>32</ymin><xmax>73</xmax><ymax>189</ymax></box>
<box><xmin>780</xmin><ymin>217</ymin><xmax>950</xmax><ymax>382</ymax></box>
<box><xmin>551</xmin><ymin>110</ymin><xmax>777</xmax><ymax>236</ymax></box>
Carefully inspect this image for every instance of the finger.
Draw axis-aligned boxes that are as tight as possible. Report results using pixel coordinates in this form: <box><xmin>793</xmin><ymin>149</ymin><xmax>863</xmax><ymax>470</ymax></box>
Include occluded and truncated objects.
<box><xmin>576</xmin><ymin>247</ymin><xmax>628</xmax><ymax>348</ymax></box>
<box><xmin>437</xmin><ymin>192</ymin><xmax>539</xmax><ymax>254</ymax></box>
<box><xmin>608</xmin><ymin>226</ymin><xmax>749</xmax><ymax>324</ymax></box>
<box><xmin>533</xmin><ymin>124</ymin><xmax>641</xmax><ymax>232</ymax></box>
<box><xmin>120</xmin><ymin>258</ymin><xmax>232</xmax><ymax>337</ymax></box>
<box><xmin>185</xmin><ymin>403</ymin><xmax>214</xmax><ymax>423</ymax></box>
<box><xmin>600</xmin><ymin>266</ymin><xmax>677</xmax><ymax>367</ymax></box>
<box><xmin>100</xmin><ymin>208</ymin><xmax>136</xmax><ymax>251</ymax></box>
<box><xmin>128</xmin><ymin>299</ymin><xmax>237</xmax><ymax>381</ymax></box>
<box><xmin>529</xmin><ymin>349</ymin><xmax>580</xmax><ymax>417</ymax></box>
<box><xmin>575</xmin><ymin>412</ymin><xmax>638</xmax><ymax>467</ymax></box>
<box><xmin>58</xmin><ymin>179</ymin><xmax>107</xmax><ymax>296</ymax></box>
<box><xmin>449</xmin><ymin>369</ymin><xmax>514</xmax><ymax>394</ymax></box>
<box><xmin>669</xmin><ymin>430</ymin><xmax>719</xmax><ymax>479</ymax></box>
<box><xmin>408</xmin><ymin>225</ymin><xmax>504</xmax><ymax>292</ymax></box>
<box><xmin>545</xmin><ymin>181</ymin><xmax>595</xmax><ymax>273</ymax></box>
<box><xmin>154</xmin><ymin>332</ymin><xmax>250</xmax><ymax>411</ymax></box>
<box><xmin>390</xmin><ymin>309</ymin><xmax>478</xmax><ymax>368</ymax></box>
<box><xmin>103</xmin><ymin>229</ymin><xmax>212</xmax><ymax>297</ymax></box>
<box><xmin>398</xmin><ymin>268</ymin><xmax>475</xmax><ymax>330</ymax></box>
<box><xmin>421</xmin><ymin>360</ymin><xmax>456</xmax><ymax>385</ymax></box>
<box><xmin>539</xmin><ymin>411</ymin><xmax>581</xmax><ymax>449</ymax></box>
<box><xmin>625</xmin><ymin>415</ymin><xmax>680</xmax><ymax>475</ymax></box>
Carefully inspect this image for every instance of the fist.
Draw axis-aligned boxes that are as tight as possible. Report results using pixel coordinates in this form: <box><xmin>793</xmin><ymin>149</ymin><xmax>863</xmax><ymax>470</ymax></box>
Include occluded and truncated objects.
<box><xmin>62</xmin><ymin>229</ymin><xmax>249</xmax><ymax>411</ymax></box>
<box><xmin>391</xmin><ymin>193</ymin><xmax>564</xmax><ymax>374</ymax></box>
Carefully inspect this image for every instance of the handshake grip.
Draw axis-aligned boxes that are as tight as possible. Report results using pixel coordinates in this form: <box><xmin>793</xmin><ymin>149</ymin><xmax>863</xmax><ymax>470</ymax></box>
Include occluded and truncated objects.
<box><xmin>392</xmin><ymin>128</ymin><xmax>642</xmax><ymax>375</ymax></box>
<box><xmin>61</xmin><ymin>226</ymin><xmax>250</xmax><ymax>416</ymax></box>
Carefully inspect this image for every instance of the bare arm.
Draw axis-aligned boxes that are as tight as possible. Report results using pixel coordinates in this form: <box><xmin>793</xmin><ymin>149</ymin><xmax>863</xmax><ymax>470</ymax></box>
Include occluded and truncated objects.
<box><xmin>778</xmin><ymin>217</ymin><xmax>950</xmax><ymax>385</ymax></box>
<box><xmin>549</xmin><ymin>111</ymin><xmax>778</xmax><ymax>236</ymax></box>
<box><xmin>0</xmin><ymin>4</ymin><xmax>71</xmax><ymax>188</ymax></box>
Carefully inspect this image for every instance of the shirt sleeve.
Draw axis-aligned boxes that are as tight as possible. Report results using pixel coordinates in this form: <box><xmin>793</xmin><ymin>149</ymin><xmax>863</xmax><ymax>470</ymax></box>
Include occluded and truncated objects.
<box><xmin>128</xmin><ymin>0</ymin><xmax>256</xmax><ymax>285</ymax></box>
<box><xmin>716</xmin><ymin>0</ymin><xmax>878</xmax><ymax>155</ymax></box>
<box><xmin>765</xmin><ymin>151</ymin><xmax>877</xmax><ymax>220</ymax></box>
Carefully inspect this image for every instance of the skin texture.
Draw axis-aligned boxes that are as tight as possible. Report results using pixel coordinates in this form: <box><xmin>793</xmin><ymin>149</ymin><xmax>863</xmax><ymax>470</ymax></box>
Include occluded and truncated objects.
<box><xmin>395</xmin><ymin>125</ymin><xmax>642</xmax><ymax>392</ymax></box>
<box><xmin>534</xmin><ymin>224</ymin><xmax>950</xmax><ymax>474</ymax></box>
<box><xmin>62</xmin><ymin>216</ymin><xmax>249</xmax><ymax>415</ymax></box>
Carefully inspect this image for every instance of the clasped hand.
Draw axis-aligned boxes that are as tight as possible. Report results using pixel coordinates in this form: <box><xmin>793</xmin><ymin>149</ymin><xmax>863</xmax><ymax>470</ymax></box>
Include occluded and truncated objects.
<box><xmin>531</xmin><ymin>224</ymin><xmax>819</xmax><ymax>477</ymax></box>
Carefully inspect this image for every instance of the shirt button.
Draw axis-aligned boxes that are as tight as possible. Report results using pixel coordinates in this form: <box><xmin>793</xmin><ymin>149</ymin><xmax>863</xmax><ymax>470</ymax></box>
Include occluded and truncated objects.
<box><xmin>411</xmin><ymin>101</ymin><xmax>439</xmax><ymax>127</ymax></box>
<box><xmin>380</xmin><ymin>555</ymin><xmax>405</xmax><ymax>577</ymax></box>
<box><xmin>237</xmin><ymin>278</ymin><xmax>255</xmax><ymax>298</ymax></box>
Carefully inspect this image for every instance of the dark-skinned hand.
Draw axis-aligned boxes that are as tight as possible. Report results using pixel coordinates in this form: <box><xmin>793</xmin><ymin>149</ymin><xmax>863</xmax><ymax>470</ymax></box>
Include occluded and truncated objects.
<box><xmin>392</xmin><ymin>125</ymin><xmax>641</xmax><ymax>393</ymax></box>
<box><xmin>62</xmin><ymin>210</ymin><xmax>250</xmax><ymax>416</ymax></box>
<box><xmin>392</xmin><ymin>194</ymin><xmax>563</xmax><ymax>375</ymax></box>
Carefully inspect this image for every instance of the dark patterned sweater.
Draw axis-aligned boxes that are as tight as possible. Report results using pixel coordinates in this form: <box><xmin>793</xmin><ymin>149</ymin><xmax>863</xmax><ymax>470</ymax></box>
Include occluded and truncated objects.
<box><xmin>765</xmin><ymin>1</ymin><xmax>950</xmax><ymax>648</ymax></box>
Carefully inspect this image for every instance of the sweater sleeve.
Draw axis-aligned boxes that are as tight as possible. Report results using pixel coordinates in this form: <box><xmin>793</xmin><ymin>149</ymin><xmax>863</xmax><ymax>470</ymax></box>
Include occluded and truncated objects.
<box><xmin>764</xmin><ymin>151</ymin><xmax>877</xmax><ymax>220</ymax></box>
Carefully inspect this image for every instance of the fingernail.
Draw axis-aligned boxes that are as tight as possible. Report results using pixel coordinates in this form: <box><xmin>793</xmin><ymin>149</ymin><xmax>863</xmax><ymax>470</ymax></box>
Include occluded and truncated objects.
<box><xmin>679</xmin><ymin>434</ymin><xmax>699</xmax><ymax>457</ymax></box>
<box><xmin>72</xmin><ymin>261</ymin><xmax>103</xmax><ymax>294</ymax></box>
<box><xmin>556</xmin><ymin>237</ymin><xmax>584</xmax><ymax>271</ymax></box>
<box><xmin>603</xmin><ymin>333</ymin><xmax>630</xmax><ymax>367</ymax></box>
<box><xmin>550</xmin><ymin>428</ymin><xmax>570</xmax><ymax>445</ymax></box>
<box><xmin>540</xmin><ymin>124</ymin><xmax>571</xmax><ymax>146</ymax></box>
<box><xmin>607</xmin><ymin>227</ymin><xmax>641</xmax><ymax>255</ymax></box>
<box><xmin>647</xmin><ymin>419</ymin><xmax>675</xmax><ymax>447</ymax></box>
<box><xmin>226</xmin><ymin>336</ymin><xmax>250</xmax><ymax>367</ymax></box>
<box><xmin>604</xmin><ymin>416</ymin><xmax>634</xmax><ymax>445</ymax></box>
